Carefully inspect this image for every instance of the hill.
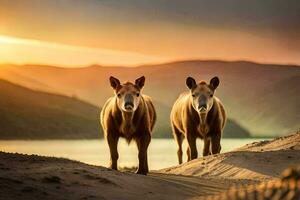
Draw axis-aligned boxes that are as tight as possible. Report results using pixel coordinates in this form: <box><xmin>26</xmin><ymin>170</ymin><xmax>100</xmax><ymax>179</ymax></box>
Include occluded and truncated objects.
<box><xmin>0</xmin><ymin>79</ymin><xmax>100</xmax><ymax>139</ymax></box>
<box><xmin>1</xmin><ymin>60</ymin><xmax>299</xmax><ymax>136</ymax></box>
<box><xmin>0</xmin><ymin>79</ymin><xmax>247</xmax><ymax>139</ymax></box>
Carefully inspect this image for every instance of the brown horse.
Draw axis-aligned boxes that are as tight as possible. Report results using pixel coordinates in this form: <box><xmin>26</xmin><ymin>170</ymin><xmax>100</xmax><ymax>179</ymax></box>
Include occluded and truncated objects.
<box><xmin>100</xmin><ymin>76</ymin><xmax>156</xmax><ymax>175</ymax></box>
<box><xmin>170</xmin><ymin>76</ymin><xmax>226</xmax><ymax>164</ymax></box>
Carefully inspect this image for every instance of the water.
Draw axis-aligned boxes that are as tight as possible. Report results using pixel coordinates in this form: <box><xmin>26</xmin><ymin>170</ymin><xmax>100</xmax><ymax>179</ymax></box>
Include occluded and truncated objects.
<box><xmin>0</xmin><ymin>138</ymin><xmax>268</xmax><ymax>170</ymax></box>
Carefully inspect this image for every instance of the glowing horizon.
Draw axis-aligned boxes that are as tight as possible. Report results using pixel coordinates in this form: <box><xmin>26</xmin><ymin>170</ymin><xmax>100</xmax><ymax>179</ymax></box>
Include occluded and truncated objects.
<box><xmin>1</xmin><ymin>34</ymin><xmax>300</xmax><ymax>67</ymax></box>
<box><xmin>0</xmin><ymin>35</ymin><xmax>169</xmax><ymax>67</ymax></box>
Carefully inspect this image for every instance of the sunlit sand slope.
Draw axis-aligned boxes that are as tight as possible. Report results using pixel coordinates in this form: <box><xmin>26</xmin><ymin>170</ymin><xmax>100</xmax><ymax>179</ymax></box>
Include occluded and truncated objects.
<box><xmin>159</xmin><ymin>132</ymin><xmax>300</xmax><ymax>181</ymax></box>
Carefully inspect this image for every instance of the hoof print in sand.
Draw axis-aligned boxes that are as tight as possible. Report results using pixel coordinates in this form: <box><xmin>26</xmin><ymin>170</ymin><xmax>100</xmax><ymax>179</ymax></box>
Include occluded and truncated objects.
<box><xmin>21</xmin><ymin>186</ymin><xmax>36</xmax><ymax>193</ymax></box>
<box><xmin>83</xmin><ymin>174</ymin><xmax>118</xmax><ymax>186</ymax></box>
<box><xmin>42</xmin><ymin>176</ymin><xmax>61</xmax><ymax>184</ymax></box>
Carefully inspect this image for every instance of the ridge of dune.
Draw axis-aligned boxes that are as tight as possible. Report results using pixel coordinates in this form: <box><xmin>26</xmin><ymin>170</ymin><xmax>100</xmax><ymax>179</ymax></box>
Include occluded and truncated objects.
<box><xmin>159</xmin><ymin>132</ymin><xmax>300</xmax><ymax>181</ymax></box>
<box><xmin>236</xmin><ymin>131</ymin><xmax>300</xmax><ymax>152</ymax></box>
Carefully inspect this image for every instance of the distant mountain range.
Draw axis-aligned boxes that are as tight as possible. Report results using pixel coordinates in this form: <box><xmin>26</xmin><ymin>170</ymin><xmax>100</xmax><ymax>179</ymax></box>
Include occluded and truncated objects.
<box><xmin>0</xmin><ymin>79</ymin><xmax>249</xmax><ymax>139</ymax></box>
<box><xmin>0</xmin><ymin>60</ymin><xmax>299</xmax><ymax>137</ymax></box>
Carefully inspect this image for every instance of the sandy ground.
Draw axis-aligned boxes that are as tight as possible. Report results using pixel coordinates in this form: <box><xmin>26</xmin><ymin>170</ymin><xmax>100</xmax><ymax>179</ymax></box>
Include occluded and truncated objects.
<box><xmin>0</xmin><ymin>132</ymin><xmax>299</xmax><ymax>200</ymax></box>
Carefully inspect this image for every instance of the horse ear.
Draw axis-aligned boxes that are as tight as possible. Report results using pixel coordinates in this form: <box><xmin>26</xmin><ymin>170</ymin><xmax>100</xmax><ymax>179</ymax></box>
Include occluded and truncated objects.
<box><xmin>109</xmin><ymin>76</ymin><xmax>120</xmax><ymax>89</ymax></box>
<box><xmin>186</xmin><ymin>77</ymin><xmax>196</xmax><ymax>89</ymax></box>
<box><xmin>135</xmin><ymin>76</ymin><xmax>145</xmax><ymax>89</ymax></box>
<box><xmin>210</xmin><ymin>76</ymin><xmax>219</xmax><ymax>90</ymax></box>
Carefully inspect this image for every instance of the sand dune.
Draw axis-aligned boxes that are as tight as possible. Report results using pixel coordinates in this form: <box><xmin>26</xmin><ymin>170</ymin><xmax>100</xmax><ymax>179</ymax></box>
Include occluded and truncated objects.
<box><xmin>0</xmin><ymin>132</ymin><xmax>299</xmax><ymax>199</ymax></box>
<box><xmin>0</xmin><ymin>152</ymin><xmax>234</xmax><ymax>200</ymax></box>
<box><xmin>159</xmin><ymin>132</ymin><xmax>300</xmax><ymax>181</ymax></box>
<box><xmin>236</xmin><ymin>132</ymin><xmax>300</xmax><ymax>152</ymax></box>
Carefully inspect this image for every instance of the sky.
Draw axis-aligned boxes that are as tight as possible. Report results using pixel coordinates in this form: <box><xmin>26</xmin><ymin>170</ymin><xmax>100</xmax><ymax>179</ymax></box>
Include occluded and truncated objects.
<box><xmin>0</xmin><ymin>0</ymin><xmax>300</xmax><ymax>67</ymax></box>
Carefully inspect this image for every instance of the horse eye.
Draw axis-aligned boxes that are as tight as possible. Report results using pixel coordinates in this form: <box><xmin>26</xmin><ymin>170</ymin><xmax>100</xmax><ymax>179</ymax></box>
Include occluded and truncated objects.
<box><xmin>192</xmin><ymin>94</ymin><xmax>196</xmax><ymax>97</ymax></box>
<box><xmin>117</xmin><ymin>93</ymin><xmax>121</xmax><ymax>98</ymax></box>
<box><xmin>210</xmin><ymin>94</ymin><xmax>213</xmax><ymax>97</ymax></box>
<box><xmin>136</xmin><ymin>93</ymin><xmax>140</xmax><ymax>97</ymax></box>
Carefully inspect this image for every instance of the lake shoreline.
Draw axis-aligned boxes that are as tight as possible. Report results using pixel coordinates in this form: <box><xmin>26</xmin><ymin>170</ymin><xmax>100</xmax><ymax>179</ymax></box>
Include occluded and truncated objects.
<box><xmin>0</xmin><ymin>138</ymin><xmax>269</xmax><ymax>170</ymax></box>
<box><xmin>0</xmin><ymin>135</ymin><xmax>276</xmax><ymax>140</ymax></box>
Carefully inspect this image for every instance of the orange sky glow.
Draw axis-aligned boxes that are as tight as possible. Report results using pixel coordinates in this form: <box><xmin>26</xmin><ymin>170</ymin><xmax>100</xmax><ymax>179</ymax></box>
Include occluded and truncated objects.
<box><xmin>0</xmin><ymin>1</ymin><xmax>299</xmax><ymax>67</ymax></box>
<box><xmin>0</xmin><ymin>33</ymin><xmax>299</xmax><ymax>67</ymax></box>
<box><xmin>0</xmin><ymin>35</ymin><xmax>169</xmax><ymax>67</ymax></box>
